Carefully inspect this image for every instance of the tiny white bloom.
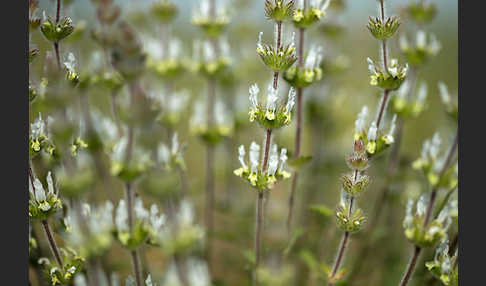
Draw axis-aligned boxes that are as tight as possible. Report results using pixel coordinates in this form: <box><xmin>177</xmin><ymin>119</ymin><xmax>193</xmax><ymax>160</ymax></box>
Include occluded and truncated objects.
<box><xmin>238</xmin><ymin>145</ymin><xmax>247</xmax><ymax>169</ymax></box>
<box><xmin>249</xmin><ymin>142</ymin><xmax>260</xmax><ymax>174</ymax></box>
<box><xmin>249</xmin><ymin>84</ymin><xmax>259</xmax><ymax>109</ymax></box>
<box><xmin>416</xmin><ymin>30</ymin><xmax>426</xmax><ymax>49</ymax></box>
<box><xmin>355</xmin><ymin>106</ymin><xmax>369</xmax><ymax>133</ymax></box>
<box><xmin>64</xmin><ymin>53</ymin><xmax>76</xmax><ymax>73</ymax></box>
<box><xmin>367</xmin><ymin>121</ymin><xmax>378</xmax><ymax>141</ymax></box>
<box><xmin>266</xmin><ymin>84</ymin><xmax>278</xmax><ymax>111</ymax></box>
<box><xmin>279</xmin><ymin>148</ymin><xmax>288</xmax><ymax>172</ymax></box>
<box><xmin>286</xmin><ymin>87</ymin><xmax>296</xmax><ymax>113</ymax></box>
<box><xmin>438</xmin><ymin>81</ymin><xmax>451</xmax><ymax>104</ymax></box>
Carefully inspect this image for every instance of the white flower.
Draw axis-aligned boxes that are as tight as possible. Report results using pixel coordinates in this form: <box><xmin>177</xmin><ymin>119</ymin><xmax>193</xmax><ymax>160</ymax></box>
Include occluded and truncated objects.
<box><xmin>388</xmin><ymin>114</ymin><xmax>397</xmax><ymax>137</ymax></box>
<box><xmin>33</xmin><ymin>178</ymin><xmax>46</xmax><ymax>202</ymax></box>
<box><xmin>305</xmin><ymin>45</ymin><xmax>323</xmax><ymax>70</ymax></box>
<box><xmin>266</xmin><ymin>84</ymin><xmax>278</xmax><ymax>112</ymax></box>
<box><xmin>238</xmin><ymin>145</ymin><xmax>247</xmax><ymax>169</ymax></box>
<box><xmin>367</xmin><ymin>121</ymin><xmax>377</xmax><ymax>141</ymax></box>
<box><xmin>417</xmin><ymin>82</ymin><xmax>428</xmax><ymax>103</ymax></box>
<box><xmin>64</xmin><ymin>52</ymin><xmax>76</xmax><ymax>74</ymax></box>
<box><xmin>187</xmin><ymin>259</ymin><xmax>211</xmax><ymax>286</ymax></box>
<box><xmin>428</xmin><ymin>34</ymin><xmax>442</xmax><ymax>55</ymax></box>
<box><xmin>202</xmin><ymin>40</ymin><xmax>216</xmax><ymax>62</ymax></box>
<box><xmin>355</xmin><ymin>106</ymin><xmax>369</xmax><ymax>133</ymax></box>
<box><xmin>399</xmin><ymin>33</ymin><xmax>409</xmax><ymax>50</ymax></box>
<box><xmin>115</xmin><ymin>200</ymin><xmax>129</xmax><ymax>232</ymax></box>
<box><xmin>404</xmin><ymin>198</ymin><xmax>414</xmax><ymax>227</ymax></box>
<box><xmin>171</xmin><ymin>133</ymin><xmax>179</xmax><ymax>155</ymax></box>
<box><xmin>145</xmin><ymin>274</ymin><xmax>154</xmax><ymax>286</ymax></box>
<box><xmin>158</xmin><ymin>144</ymin><xmax>170</xmax><ymax>164</ymax></box>
<box><xmin>31</xmin><ymin>113</ymin><xmax>46</xmax><ymax>138</ymax></box>
<box><xmin>249</xmin><ymin>142</ymin><xmax>260</xmax><ymax>174</ymax></box>
<box><xmin>249</xmin><ymin>83</ymin><xmax>259</xmax><ymax>109</ymax></box>
<box><xmin>267</xmin><ymin>144</ymin><xmax>279</xmax><ymax>176</ymax></box>
<box><xmin>416</xmin><ymin>194</ymin><xmax>429</xmax><ymax>217</ymax></box>
<box><xmin>367</xmin><ymin>58</ymin><xmax>376</xmax><ymax>74</ymax></box>
<box><xmin>279</xmin><ymin>148</ymin><xmax>288</xmax><ymax>172</ymax></box>
<box><xmin>134</xmin><ymin>197</ymin><xmax>149</xmax><ymax>221</ymax></box>
<box><xmin>257</xmin><ymin>32</ymin><xmax>264</xmax><ymax>51</ymax></box>
<box><xmin>150</xmin><ymin>204</ymin><xmax>165</xmax><ymax>233</ymax></box>
<box><xmin>416</xmin><ymin>30</ymin><xmax>426</xmax><ymax>49</ymax></box>
<box><xmin>286</xmin><ymin>87</ymin><xmax>296</xmax><ymax>113</ymax></box>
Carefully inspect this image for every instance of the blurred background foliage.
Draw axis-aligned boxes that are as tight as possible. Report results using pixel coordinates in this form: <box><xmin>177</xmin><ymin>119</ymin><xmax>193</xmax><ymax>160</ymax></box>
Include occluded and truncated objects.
<box><xmin>29</xmin><ymin>0</ymin><xmax>457</xmax><ymax>285</ymax></box>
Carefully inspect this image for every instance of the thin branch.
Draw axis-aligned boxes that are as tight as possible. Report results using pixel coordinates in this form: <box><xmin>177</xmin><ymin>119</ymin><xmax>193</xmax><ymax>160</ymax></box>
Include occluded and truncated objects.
<box><xmin>398</xmin><ymin>246</ymin><xmax>422</xmax><ymax>286</ymax></box>
<box><xmin>253</xmin><ymin>192</ymin><xmax>265</xmax><ymax>286</ymax></box>
<box><xmin>328</xmin><ymin>232</ymin><xmax>350</xmax><ymax>286</ymax></box>
<box><xmin>41</xmin><ymin>219</ymin><xmax>64</xmax><ymax>268</ymax></box>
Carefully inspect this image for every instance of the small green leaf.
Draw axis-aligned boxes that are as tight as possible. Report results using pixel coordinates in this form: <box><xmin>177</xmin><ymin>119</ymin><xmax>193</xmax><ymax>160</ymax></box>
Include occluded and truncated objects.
<box><xmin>288</xmin><ymin>155</ymin><xmax>312</xmax><ymax>169</ymax></box>
<box><xmin>283</xmin><ymin>227</ymin><xmax>304</xmax><ymax>256</ymax></box>
<box><xmin>309</xmin><ymin>204</ymin><xmax>333</xmax><ymax>218</ymax></box>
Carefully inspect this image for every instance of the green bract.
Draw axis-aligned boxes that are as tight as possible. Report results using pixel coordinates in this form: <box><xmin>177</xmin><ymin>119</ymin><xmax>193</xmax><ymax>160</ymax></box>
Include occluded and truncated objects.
<box><xmin>264</xmin><ymin>0</ymin><xmax>295</xmax><ymax>22</ymax></box>
<box><xmin>40</xmin><ymin>16</ymin><xmax>74</xmax><ymax>42</ymax></box>
<box><xmin>148</xmin><ymin>58</ymin><xmax>188</xmax><ymax>79</ymax></box>
<box><xmin>335</xmin><ymin>203</ymin><xmax>366</xmax><ymax>233</ymax></box>
<box><xmin>368</xmin><ymin>58</ymin><xmax>408</xmax><ymax>90</ymax></box>
<box><xmin>426</xmin><ymin>243</ymin><xmax>458</xmax><ymax>286</ymax></box>
<box><xmin>151</xmin><ymin>0</ymin><xmax>178</xmax><ymax>23</ymax></box>
<box><xmin>293</xmin><ymin>7</ymin><xmax>326</xmax><ymax>28</ymax></box>
<box><xmin>403</xmin><ymin>216</ymin><xmax>447</xmax><ymax>248</ymax></box>
<box><xmin>390</xmin><ymin>96</ymin><xmax>426</xmax><ymax>118</ymax></box>
<box><xmin>234</xmin><ymin>166</ymin><xmax>291</xmax><ymax>192</ymax></box>
<box><xmin>192</xmin><ymin>58</ymin><xmax>230</xmax><ymax>78</ymax></box>
<box><xmin>341</xmin><ymin>173</ymin><xmax>370</xmax><ymax>196</ymax></box>
<box><xmin>353</xmin><ymin>131</ymin><xmax>393</xmax><ymax>158</ymax></box>
<box><xmin>257</xmin><ymin>41</ymin><xmax>297</xmax><ymax>72</ymax></box>
<box><xmin>249</xmin><ymin>105</ymin><xmax>292</xmax><ymax>130</ymax></box>
<box><xmin>38</xmin><ymin>248</ymin><xmax>84</xmax><ymax>285</ymax></box>
<box><xmin>116</xmin><ymin>220</ymin><xmax>150</xmax><ymax>250</ymax></box>
<box><xmin>284</xmin><ymin>66</ymin><xmax>323</xmax><ymax>88</ymax></box>
<box><xmin>93</xmin><ymin>71</ymin><xmax>125</xmax><ymax>91</ymax></box>
<box><xmin>190</xmin><ymin>125</ymin><xmax>233</xmax><ymax>146</ymax></box>
<box><xmin>111</xmin><ymin>160</ymin><xmax>152</xmax><ymax>183</ymax></box>
<box><xmin>367</xmin><ymin>16</ymin><xmax>400</xmax><ymax>40</ymax></box>
<box><xmin>406</xmin><ymin>2</ymin><xmax>437</xmax><ymax>24</ymax></box>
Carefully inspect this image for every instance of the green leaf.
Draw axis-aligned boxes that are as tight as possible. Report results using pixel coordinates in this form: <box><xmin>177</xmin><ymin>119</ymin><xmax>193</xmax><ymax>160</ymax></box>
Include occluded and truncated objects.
<box><xmin>288</xmin><ymin>155</ymin><xmax>313</xmax><ymax>169</ymax></box>
<box><xmin>283</xmin><ymin>227</ymin><xmax>304</xmax><ymax>257</ymax></box>
<box><xmin>309</xmin><ymin>204</ymin><xmax>333</xmax><ymax>218</ymax></box>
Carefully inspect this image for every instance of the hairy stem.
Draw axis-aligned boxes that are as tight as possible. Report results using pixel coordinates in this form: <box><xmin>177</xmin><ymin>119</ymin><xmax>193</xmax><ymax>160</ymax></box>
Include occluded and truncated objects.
<box><xmin>329</xmin><ymin>232</ymin><xmax>350</xmax><ymax>286</ymax></box>
<box><xmin>261</xmin><ymin>129</ymin><xmax>273</xmax><ymax>173</ymax></box>
<box><xmin>41</xmin><ymin>220</ymin><xmax>64</xmax><ymax>268</ymax></box>
<box><xmin>130</xmin><ymin>250</ymin><xmax>142</xmax><ymax>286</ymax></box>
<box><xmin>56</xmin><ymin>0</ymin><xmax>61</xmax><ymax>23</ymax></box>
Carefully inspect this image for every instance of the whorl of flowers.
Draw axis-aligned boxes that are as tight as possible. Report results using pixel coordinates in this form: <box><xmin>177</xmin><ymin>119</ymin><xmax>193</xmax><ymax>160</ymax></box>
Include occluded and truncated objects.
<box><xmin>151</xmin><ymin>0</ymin><xmax>178</xmax><ymax>23</ymax></box>
<box><xmin>426</xmin><ymin>239</ymin><xmax>458</xmax><ymax>286</ymax></box>
<box><xmin>189</xmin><ymin>100</ymin><xmax>233</xmax><ymax>145</ymax></box>
<box><xmin>390</xmin><ymin>79</ymin><xmax>428</xmax><ymax>118</ymax></box>
<box><xmin>234</xmin><ymin>142</ymin><xmax>291</xmax><ymax>191</ymax></box>
<box><xmin>63</xmin><ymin>52</ymin><xmax>80</xmax><ymax>86</ymax></box>
<box><xmin>406</xmin><ymin>1</ymin><xmax>437</xmax><ymax>24</ymax></box>
<box><xmin>367</xmin><ymin>57</ymin><xmax>408</xmax><ymax>90</ymax></box>
<box><xmin>248</xmin><ymin>83</ymin><xmax>296</xmax><ymax>129</ymax></box>
<box><xmin>403</xmin><ymin>194</ymin><xmax>452</xmax><ymax>248</ymax></box>
<box><xmin>192</xmin><ymin>0</ymin><xmax>230</xmax><ymax>37</ymax></box>
<box><xmin>284</xmin><ymin>44</ymin><xmax>323</xmax><ymax>88</ymax></box>
<box><xmin>335</xmin><ymin>192</ymin><xmax>367</xmax><ymax>233</ymax></box>
<box><xmin>437</xmin><ymin>82</ymin><xmax>458</xmax><ymax>121</ymax></box>
<box><xmin>29</xmin><ymin>113</ymin><xmax>57</xmax><ymax>158</ymax></box>
<box><xmin>293</xmin><ymin>0</ymin><xmax>331</xmax><ymax>28</ymax></box>
<box><xmin>40</xmin><ymin>11</ymin><xmax>74</xmax><ymax>43</ymax></box>
<box><xmin>353</xmin><ymin>106</ymin><xmax>396</xmax><ymax>157</ymax></box>
<box><xmin>150</xmin><ymin>89</ymin><xmax>190</xmax><ymax>127</ymax></box>
<box><xmin>114</xmin><ymin>197</ymin><xmax>166</xmax><ymax>250</ymax></box>
<box><xmin>110</xmin><ymin>135</ymin><xmax>154</xmax><ymax>182</ymax></box>
<box><xmin>64</xmin><ymin>201</ymin><xmax>115</xmax><ymax>258</ymax></box>
<box><xmin>400</xmin><ymin>30</ymin><xmax>441</xmax><ymax>66</ymax></box>
<box><xmin>412</xmin><ymin>133</ymin><xmax>458</xmax><ymax>189</ymax></box>
<box><xmin>367</xmin><ymin>15</ymin><xmax>400</xmax><ymax>40</ymax></box>
<box><xmin>158</xmin><ymin>132</ymin><xmax>186</xmax><ymax>171</ymax></box>
<box><xmin>150</xmin><ymin>200</ymin><xmax>204</xmax><ymax>255</ymax></box>
<box><xmin>192</xmin><ymin>38</ymin><xmax>231</xmax><ymax>78</ymax></box>
<box><xmin>257</xmin><ymin>30</ymin><xmax>297</xmax><ymax>72</ymax></box>
<box><xmin>145</xmin><ymin>37</ymin><xmax>188</xmax><ymax>79</ymax></box>
<box><xmin>264</xmin><ymin>0</ymin><xmax>295</xmax><ymax>22</ymax></box>
<box><xmin>38</xmin><ymin>248</ymin><xmax>84</xmax><ymax>285</ymax></box>
<box><xmin>29</xmin><ymin>171</ymin><xmax>62</xmax><ymax>220</ymax></box>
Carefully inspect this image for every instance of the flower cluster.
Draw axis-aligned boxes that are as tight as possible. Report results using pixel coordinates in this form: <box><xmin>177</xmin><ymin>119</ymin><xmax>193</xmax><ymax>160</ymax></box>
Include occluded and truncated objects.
<box><xmin>38</xmin><ymin>248</ymin><xmax>84</xmax><ymax>285</ymax></box>
<box><xmin>264</xmin><ymin>0</ymin><xmax>295</xmax><ymax>22</ymax></box>
<box><xmin>341</xmin><ymin>143</ymin><xmax>371</xmax><ymax>197</ymax></box>
<box><xmin>367</xmin><ymin>16</ymin><xmax>400</xmax><ymax>40</ymax></box>
<box><xmin>335</xmin><ymin>193</ymin><xmax>367</xmax><ymax>233</ymax></box>
<box><xmin>284</xmin><ymin>44</ymin><xmax>323</xmax><ymax>87</ymax></box>
<box><xmin>406</xmin><ymin>1</ymin><xmax>437</xmax><ymax>24</ymax></box>
<box><xmin>158</xmin><ymin>133</ymin><xmax>186</xmax><ymax>171</ymax></box>
<box><xmin>403</xmin><ymin>194</ymin><xmax>452</xmax><ymax>248</ymax></box>
<box><xmin>192</xmin><ymin>0</ymin><xmax>230</xmax><ymax>37</ymax></box>
<box><xmin>110</xmin><ymin>135</ymin><xmax>154</xmax><ymax>182</ymax></box>
<box><xmin>92</xmin><ymin>70</ymin><xmax>125</xmax><ymax>92</ymax></box>
<box><xmin>257</xmin><ymin>31</ymin><xmax>297</xmax><ymax>72</ymax></box>
<box><xmin>40</xmin><ymin>12</ymin><xmax>74</xmax><ymax>43</ymax></box>
<box><xmin>145</xmin><ymin>37</ymin><xmax>188</xmax><ymax>79</ymax></box>
<box><xmin>390</xmin><ymin>80</ymin><xmax>428</xmax><ymax>118</ymax></box>
<box><xmin>438</xmin><ymin>82</ymin><xmax>458</xmax><ymax>121</ymax></box>
<box><xmin>292</xmin><ymin>0</ymin><xmax>331</xmax><ymax>28</ymax></box>
<box><xmin>64</xmin><ymin>201</ymin><xmax>115</xmax><ymax>258</ymax></box>
<box><xmin>425</xmin><ymin>240</ymin><xmax>458</xmax><ymax>286</ymax></box>
<box><xmin>151</xmin><ymin>0</ymin><xmax>178</xmax><ymax>23</ymax></box>
<box><xmin>29</xmin><ymin>113</ymin><xmax>57</xmax><ymax>158</ymax></box>
<box><xmin>189</xmin><ymin>100</ymin><xmax>233</xmax><ymax>145</ymax></box>
<box><xmin>192</xmin><ymin>39</ymin><xmax>231</xmax><ymax>78</ymax></box>
<box><xmin>400</xmin><ymin>30</ymin><xmax>441</xmax><ymax>66</ymax></box>
<box><xmin>29</xmin><ymin>172</ymin><xmax>62</xmax><ymax>220</ymax></box>
<box><xmin>248</xmin><ymin>83</ymin><xmax>296</xmax><ymax>129</ymax></box>
<box><xmin>29</xmin><ymin>0</ymin><xmax>41</xmax><ymax>30</ymax></box>
<box><xmin>63</xmin><ymin>53</ymin><xmax>80</xmax><ymax>86</ymax></box>
<box><xmin>353</xmin><ymin>106</ymin><xmax>396</xmax><ymax>157</ymax></box>
<box><xmin>412</xmin><ymin>133</ymin><xmax>458</xmax><ymax>189</ymax></box>
<box><xmin>114</xmin><ymin>197</ymin><xmax>166</xmax><ymax>250</ymax></box>
<box><xmin>153</xmin><ymin>90</ymin><xmax>190</xmax><ymax>128</ymax></box>
<box><xmin>367</xmin><ymin>57</ymin><xmax>408</xmax><ymax>90</ymax></box>
<box><xmin>234</xmin><ymin>142</ymin><xmax>291</xmax><ymax>191</ymax></box>
<box><xmin>150</xmin><ymin>200</ymin><xmax>205</xmax><ymax>255</ymax></box>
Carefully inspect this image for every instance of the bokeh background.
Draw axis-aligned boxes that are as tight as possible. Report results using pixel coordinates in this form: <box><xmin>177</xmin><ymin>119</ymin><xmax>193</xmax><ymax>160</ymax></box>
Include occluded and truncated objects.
<box><xmin>29</xmin><ymin>0</ymin><xmax>458</xmax><ymax>285</ymax></box>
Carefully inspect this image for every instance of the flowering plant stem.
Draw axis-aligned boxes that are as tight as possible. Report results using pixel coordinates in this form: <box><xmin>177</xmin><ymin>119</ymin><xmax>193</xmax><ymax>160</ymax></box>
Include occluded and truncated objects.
<box><xmin>287</xmin><ymin>26</ymin><xmax>305</xmax><ymax>235</ymax></box>
<box><xmin>398</xmin><ymin>130</ymin><xmax>458</xmax><ymax>286</ymax></box>
<box><xmin>53</xmin><ymin>0</ymin><xmax>62</xmax><ymax>69</ymax></box>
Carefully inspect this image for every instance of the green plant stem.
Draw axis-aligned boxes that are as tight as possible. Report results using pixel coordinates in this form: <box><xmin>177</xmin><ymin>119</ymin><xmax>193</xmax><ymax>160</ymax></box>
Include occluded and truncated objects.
<box><xmin>328</xmin><ymin>231</ymin><xmax>349</xmax><ymax>286</ymax></box>
<box><xmin>130</xmin><ymin>249</ymin><xmax>142</xmax><ymax>286</ymax></box>
<box><xmin>41</xmin><ymin>219</ymin><xmax>64</xmax><ymax>268</ymax></box>
<box><xmin>54</xmin><ymin>42</ymin><xmax>61</xmax><ymax>70</ymax></box>
<box><xmin>399</xmin><ymin>246</ymin><xmax>422</xmax><ymax>286</ymax></box>
<box><xmin>253</xmin><ymin>191</ymin><xmax>264</xmax><ymax>286</ymax></box>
